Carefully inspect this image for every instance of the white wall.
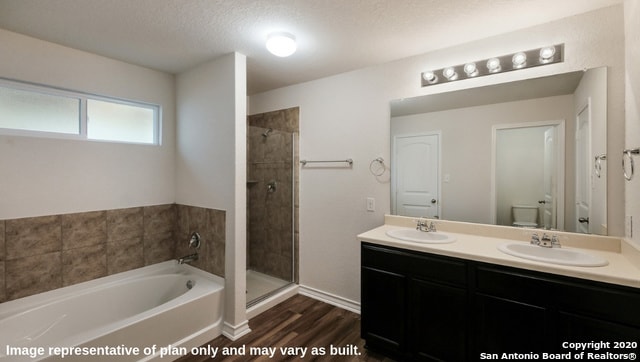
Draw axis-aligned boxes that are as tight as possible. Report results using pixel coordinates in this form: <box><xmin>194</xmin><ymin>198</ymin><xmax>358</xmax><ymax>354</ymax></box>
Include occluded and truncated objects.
<box><xmin>175</xmin><ymin>53</ymin><xmax>248</xmax><ymax>332</ymax></box>
<box><xmin>625</xmin><ymin>0</ymin><xmax>640</xmax><ymax>247</ymax></box>
<box><xmin>0</xmin><ymin>29</ymin><xmax>176</xmax><ymax>220</ymax></box>
<box><xmin>249</xmin><ymin>5</ymin><xmax>626</xmax><ymax>304</ymax></box>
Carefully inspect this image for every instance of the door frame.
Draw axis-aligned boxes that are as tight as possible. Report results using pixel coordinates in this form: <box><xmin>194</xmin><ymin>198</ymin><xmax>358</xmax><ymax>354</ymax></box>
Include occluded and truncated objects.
<box><xmin>575</xmin><ymin>98</ymin><xmax>592</xmax><ymax>233</ymax></box>
<box><xmin>391</xmin><ymin>131</ymin><xmax>442</xmax><ymax>218</ymax></box>
<box><xmin>490</xmin><ymin>120</ymin><xmax>565</xmax><ymax>229</ymax></box>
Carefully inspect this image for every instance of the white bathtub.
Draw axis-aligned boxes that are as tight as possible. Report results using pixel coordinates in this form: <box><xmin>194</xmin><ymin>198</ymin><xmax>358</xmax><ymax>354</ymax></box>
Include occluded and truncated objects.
<box><xmin>0</xmin><ymin>261</ymin><xmax>224</xmax><ymax>361</ymax></box>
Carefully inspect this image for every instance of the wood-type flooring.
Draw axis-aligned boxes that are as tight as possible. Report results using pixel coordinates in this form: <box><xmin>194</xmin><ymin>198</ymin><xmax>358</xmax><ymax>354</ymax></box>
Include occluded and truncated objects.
<box><xmin>176</xmin><ymin>294</ymin><xmax>395</xmax><ymax>361</ymax></box>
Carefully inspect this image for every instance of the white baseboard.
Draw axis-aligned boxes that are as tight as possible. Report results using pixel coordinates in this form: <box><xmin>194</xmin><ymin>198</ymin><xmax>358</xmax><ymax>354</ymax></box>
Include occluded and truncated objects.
<box><xmin>222</xmin><ymin>320</ymin><xmax>251</xmax><ymax>341</ymax></box>
<box><xmin>298</xmin><ymin>285</ymin><xmax>361</xmax><ymax>314</ymax></box>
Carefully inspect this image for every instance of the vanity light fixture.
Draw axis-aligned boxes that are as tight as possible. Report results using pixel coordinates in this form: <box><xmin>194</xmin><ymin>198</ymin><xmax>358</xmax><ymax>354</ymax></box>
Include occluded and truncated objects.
<box><xmin>266</xmin><ymin>32</ymin><xmax>297</xmax><ymax>57</ymax></box>
<box><xmin>421</xmin><ymin>44</ymin><xmax>564</xmax><ymax>87</ymax></box>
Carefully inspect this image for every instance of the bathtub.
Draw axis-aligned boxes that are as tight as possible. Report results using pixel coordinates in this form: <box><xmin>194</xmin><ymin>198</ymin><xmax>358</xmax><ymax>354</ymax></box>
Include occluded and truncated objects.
<box><xmin>0</xmin><ymin>261</ymin><xmax>224</xmax><ymax>361</ymax></box>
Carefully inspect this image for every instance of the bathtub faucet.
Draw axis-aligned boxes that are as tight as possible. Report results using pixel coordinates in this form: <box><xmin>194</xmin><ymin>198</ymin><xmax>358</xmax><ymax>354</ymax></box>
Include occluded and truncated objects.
<box><xmin>178</xmin><ymin>231</ymin><xmax>202</xmax><ymax>264</ymax></box>
<box><xmin>178</xmin><ymin>253</ymin><xmax>199</xmax><ymax>264</ymax></box>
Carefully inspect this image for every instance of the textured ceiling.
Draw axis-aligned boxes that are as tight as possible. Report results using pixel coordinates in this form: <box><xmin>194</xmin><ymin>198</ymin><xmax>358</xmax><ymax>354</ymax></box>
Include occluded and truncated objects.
<box><xmin>0</xmin><ymin>0</ymin><xmax>622</xmax><ymax>94</ymax></box>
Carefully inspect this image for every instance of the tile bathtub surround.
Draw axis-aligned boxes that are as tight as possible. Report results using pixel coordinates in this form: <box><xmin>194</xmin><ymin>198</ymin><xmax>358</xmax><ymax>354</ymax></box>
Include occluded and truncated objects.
<box><xmin>0</xmin><ymin>204</ymin><xmax>226</xmax><ymax>303</ymax></box>
<box><xmin>175</xmin><ymin>204</ymin><xmax>226</xmax><ymax>278</ymax></box>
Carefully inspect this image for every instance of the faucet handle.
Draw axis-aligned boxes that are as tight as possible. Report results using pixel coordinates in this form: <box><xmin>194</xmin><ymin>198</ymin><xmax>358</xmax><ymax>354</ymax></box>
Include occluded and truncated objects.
<box><xmin>530</xmin><ymin>233</ymin><xmax>540</xmax><ymax>245</ymax></box>
<box><xmin>550</xmin><ymin>235</ymin><xmax>561</xmax><ymax>248</ymax></box>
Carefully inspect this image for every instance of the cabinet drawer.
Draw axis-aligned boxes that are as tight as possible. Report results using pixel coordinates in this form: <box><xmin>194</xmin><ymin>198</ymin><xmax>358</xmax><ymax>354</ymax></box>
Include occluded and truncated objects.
<box><xmin>361</xmin><ymin>243</ymin><xmax>466</xmax><ymax>286</ymax></box>
<box><xmin>406</xmin><ymin>252</ymin><xmax>467</xmax><ymax>287</ymax></box>
<box><xmin>362</xmin><ymin>243</ymin><xmax>410</xmax><ymax>272</ymax></box>
<box><xmin>555</xmin><ymin>279</ymin><xmax>640</xmax><ymax>326</ymax></box>
<box><xmin>475</xmin><ymin>265</ymin><xmax>551</xmax><ymax>306</ymax></box>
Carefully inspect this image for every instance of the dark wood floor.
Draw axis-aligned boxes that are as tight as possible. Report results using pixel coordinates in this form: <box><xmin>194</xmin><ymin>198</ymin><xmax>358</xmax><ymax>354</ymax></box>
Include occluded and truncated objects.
<box><xmin>176</xmin><ymin>294</ymin><xmax>395</xmax><ymax>361</ymax></box>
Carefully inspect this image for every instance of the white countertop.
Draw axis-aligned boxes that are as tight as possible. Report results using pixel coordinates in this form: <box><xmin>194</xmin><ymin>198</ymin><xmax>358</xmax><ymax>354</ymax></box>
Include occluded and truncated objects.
<box><xmin>358</xmin><ymin>215</ymin><xmax>640</xmax><ymax>289</ymax></box>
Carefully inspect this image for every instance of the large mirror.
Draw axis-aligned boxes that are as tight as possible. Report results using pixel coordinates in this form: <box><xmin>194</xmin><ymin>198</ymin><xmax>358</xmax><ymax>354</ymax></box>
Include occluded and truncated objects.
<box><xmin>390</xmin><ymin>67</ymin><xmax>608</xmax><ymax>235</ymax></box>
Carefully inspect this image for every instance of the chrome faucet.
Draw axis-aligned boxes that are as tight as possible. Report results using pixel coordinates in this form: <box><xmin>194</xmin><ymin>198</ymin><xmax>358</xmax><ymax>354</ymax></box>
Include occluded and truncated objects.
<box><xmin>530</xmin><ymin>232</ymin><xmax>561</xmax><ymax>248</ymax></box>
<box><xmin>178</xmin><ymin>232</ymin><xmax>201</xmax><ymax>264</ymax></box>
<box><xmin>178</xmin><ymin>253</ymin><xmax>199</xmax><ymax>264</ymax></box>
<box><xmin>540</xmin><ymin>233</ymin><xmax>561</xmax><ymax>248</ymax></box>
<box><xmin>416</xmin><ymin>218</ymin><xmax>437</xmax><ymax>232</ymax></box>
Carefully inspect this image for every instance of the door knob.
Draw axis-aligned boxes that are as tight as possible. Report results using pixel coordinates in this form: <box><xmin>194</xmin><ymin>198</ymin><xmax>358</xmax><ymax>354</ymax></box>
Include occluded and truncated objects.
<box><xmin>578</xmin><ymin>217</ymin><xmax>589</xmax><ymax>224</ymax></box>
<box><xmin>431</xmin><ymin>199</ymin><xmax>437</xmax><ymax>204</ymax></box>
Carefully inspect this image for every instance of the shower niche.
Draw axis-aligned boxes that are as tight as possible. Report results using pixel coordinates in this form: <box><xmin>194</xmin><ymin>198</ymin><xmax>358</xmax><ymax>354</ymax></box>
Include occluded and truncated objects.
<box><xmin>246</xmin><ymin>107</ymin><xmax>299</xmax><ymax>306</ymax></box>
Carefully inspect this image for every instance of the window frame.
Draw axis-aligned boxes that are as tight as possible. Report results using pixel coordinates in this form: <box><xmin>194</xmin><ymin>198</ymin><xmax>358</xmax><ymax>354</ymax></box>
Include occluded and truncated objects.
<box><xmin>0</xmin><ymin>77</ymin><xmax>162</xmax><ymax>145</ymax></box>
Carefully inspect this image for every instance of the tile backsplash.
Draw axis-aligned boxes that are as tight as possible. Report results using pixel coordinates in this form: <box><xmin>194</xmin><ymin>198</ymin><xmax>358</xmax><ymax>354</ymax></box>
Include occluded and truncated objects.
<box><xmin>0</xmin><ymin>203</ymin><xmax>225</xmax><ymax>303</ymax></box>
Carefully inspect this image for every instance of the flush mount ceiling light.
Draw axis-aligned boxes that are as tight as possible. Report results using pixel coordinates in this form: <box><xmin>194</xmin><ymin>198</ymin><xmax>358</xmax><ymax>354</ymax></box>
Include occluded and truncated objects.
<box><xmin>421</xmin><ymin>44</ymin><xmax>564</xmax><ymax>87</ymax></box>
<box><xmin>266</xmin><ymin>32</ymin><xmax>297</xmax><ymax>57</ymax></box>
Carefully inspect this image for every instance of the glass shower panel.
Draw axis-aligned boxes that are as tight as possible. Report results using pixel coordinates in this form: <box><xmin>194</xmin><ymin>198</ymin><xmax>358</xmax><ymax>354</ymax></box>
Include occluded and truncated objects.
<box><xmin>246</xmin><ymin>126</ymin><xmax>295</xmax><ymax>306</ymax></box>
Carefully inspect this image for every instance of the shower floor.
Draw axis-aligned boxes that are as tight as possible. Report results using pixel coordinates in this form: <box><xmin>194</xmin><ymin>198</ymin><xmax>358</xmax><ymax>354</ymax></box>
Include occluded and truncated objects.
<box><xmin>246</xmin><ymin>269</ymin><xmax>290</xmax><ymax>305</ymax></box>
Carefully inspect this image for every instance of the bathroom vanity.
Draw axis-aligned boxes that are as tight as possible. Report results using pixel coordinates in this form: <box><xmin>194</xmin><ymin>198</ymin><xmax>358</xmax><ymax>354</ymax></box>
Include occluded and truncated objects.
<box><xmin>359</xmin><ymin>216</ymin><xmax>640</xmax><ymax>361</ymax></box>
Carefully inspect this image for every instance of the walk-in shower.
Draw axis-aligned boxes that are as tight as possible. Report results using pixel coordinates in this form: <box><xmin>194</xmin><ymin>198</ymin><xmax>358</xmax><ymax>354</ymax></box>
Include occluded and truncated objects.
<box><xmin>246</xmin><ymin>109</ymin><xmax>298</xmax><ymax>306</ymax></box>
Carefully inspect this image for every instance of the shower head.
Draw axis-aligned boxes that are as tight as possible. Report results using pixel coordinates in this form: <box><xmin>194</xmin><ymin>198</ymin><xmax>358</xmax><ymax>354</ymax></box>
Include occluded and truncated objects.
<box><xmin>262</xmin><ymin>128</ymin><xmax>273</xmax><ymax>138</ymax></box>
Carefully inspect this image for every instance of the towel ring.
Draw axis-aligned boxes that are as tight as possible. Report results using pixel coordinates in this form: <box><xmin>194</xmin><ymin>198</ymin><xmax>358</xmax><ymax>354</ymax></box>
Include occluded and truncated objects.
<box><xmin>594</xmin><ymin>154</ymin><xmax>606</xmax><ymax>178</ymax></box>
<box><xmin>622</xmin><ymin>148</ymin><xmax>640</xmax><ymax>181</ymax></box>
<box><xmin>369</xmin><ymin>157</ymin><xmax>386</xmax><ymax>176</ymax></box>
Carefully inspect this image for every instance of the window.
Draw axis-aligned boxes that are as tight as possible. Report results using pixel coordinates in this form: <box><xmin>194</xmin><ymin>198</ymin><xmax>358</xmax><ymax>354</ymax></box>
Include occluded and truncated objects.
<box><xmin>0</xmin><ymin>79</ymin><xmax>160</xmax><ymax>145</ymax></box>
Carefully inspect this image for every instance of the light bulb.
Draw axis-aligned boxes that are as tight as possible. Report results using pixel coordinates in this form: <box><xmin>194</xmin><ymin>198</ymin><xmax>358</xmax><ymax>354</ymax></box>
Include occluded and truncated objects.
<box><xmin>422</xmin><ymin>71</ymin><xmax>438</xmax><ymax>83</ymax></box>
<box><xmin>486</xmin><ymin>58</ymin><xmax>501</xmax><ymax>73</ymax></box>
<box><xmin>463</xmin><ymin>62</ymin><xmax>478</xmax><ymax>77</ymax></box>
<box><xmin>512</xmin><ymin>52</ymin><xmax>527</xmax><ymax>68</ymax></box>
<box><xmin>442</xmin><ymin>67</ymin><xmax>457</xmax><ymax>80</ymax></box>
<box><xmin>539</xmin><ymin>46</ymin><xmax>556</xmax><ymax>63</ymax></box>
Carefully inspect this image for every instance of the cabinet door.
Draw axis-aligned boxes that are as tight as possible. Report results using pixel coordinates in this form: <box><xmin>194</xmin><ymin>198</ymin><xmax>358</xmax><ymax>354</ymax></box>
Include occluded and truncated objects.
<box><xmin>557</xmin><ymin>311</ymin><xmax>640</xmax><ymax>352</ymax></box>
<box><xmin>361</xmin><ymin>266</ymin><xmax>406</xmax><ymax>356</ymax></box>
<box><xmin>474</xmin><ymin>294</ymin><xmax>551</xmax><ymax>354</ymax></box>
<box><xmin>409</xmin><ymin>277</ymin><xmax>467</xmax><ymax>361</ymax></box>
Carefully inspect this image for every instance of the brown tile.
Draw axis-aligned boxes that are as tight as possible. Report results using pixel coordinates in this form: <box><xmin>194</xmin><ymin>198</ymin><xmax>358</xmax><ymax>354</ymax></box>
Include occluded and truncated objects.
<box><xmin>0</xmin><ymin>220</ymin><xmax>5</xmax><ymax>261</ymax></box>
<box><xmin>0</xmin><ymin>261</ymin><xmax>5</xmax><ymax>302</ymax></box>
<box><xmin>6</xmin><ymin>252</ymin><xmax>62</xmax><ymax>300</ymax></box>
<box><xmin>62</xmin><ymin>244</ymin><xmax>107</xmax><ymax>286</ymax></box>
<box><xmin>144</xmin><ymin>204</ymin><xmax>175</xmax><ymax>236</ymax></box>
<box><xmin>107</xmin><ymin>236</ymin><xmax>144</xmax><ymax>275</ymax></box>
<box><xmin>62</xmin><ymin>211</ymin><xmax>107</xmax><ymax>250</ymax></box>
<box><xmin>144</xmin><ymin>230</ymin><xmax>175</xmax><ymax>265</ymax></box>
<box><xmin>107</xmin><ymin>207</ymin><xmax>143</xmax><ymax>242</ymax></box>
<box><xmin>5</xmin><ymin>215</ymin><xmax>61</xmax><ymax>260</ymax></box>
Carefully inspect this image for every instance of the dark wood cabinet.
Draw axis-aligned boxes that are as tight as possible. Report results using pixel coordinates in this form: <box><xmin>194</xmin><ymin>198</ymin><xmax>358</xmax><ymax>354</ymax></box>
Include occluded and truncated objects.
<box><xmin>361</xmin><ymin>242</ymin><xmax>640</xmax><ymax>361</ymax></box>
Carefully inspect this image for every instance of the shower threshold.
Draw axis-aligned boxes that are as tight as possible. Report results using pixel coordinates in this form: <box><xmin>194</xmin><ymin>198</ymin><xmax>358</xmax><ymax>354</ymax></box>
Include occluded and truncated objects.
<box><xmin>246</xmin><ymin>269</ymin><xmax>292</xmax><ymax>307</ymax></box>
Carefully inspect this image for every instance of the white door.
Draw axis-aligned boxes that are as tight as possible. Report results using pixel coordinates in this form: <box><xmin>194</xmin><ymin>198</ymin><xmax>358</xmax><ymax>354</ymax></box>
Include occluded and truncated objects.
<box><xmin>392</xmin><ymin>134</ymin><xmax>439</xmax><ymax>218</ymax></box>
<box><xmin>576</xmin><ymin>103</ymin><xmax>591</xmax><ymax>233</ymax></box>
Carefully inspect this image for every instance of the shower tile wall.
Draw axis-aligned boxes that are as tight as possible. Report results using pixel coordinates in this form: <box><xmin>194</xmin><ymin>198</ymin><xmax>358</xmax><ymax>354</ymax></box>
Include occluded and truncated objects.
<box><xmin>247</xmin><ymin>107</ymin><xmax>299</xmax><ymax>282</ymax></box>
<box><xmin>0</xmin><ymin>203</ymin><xmax>225</xmax><ymax>303</ymax></box>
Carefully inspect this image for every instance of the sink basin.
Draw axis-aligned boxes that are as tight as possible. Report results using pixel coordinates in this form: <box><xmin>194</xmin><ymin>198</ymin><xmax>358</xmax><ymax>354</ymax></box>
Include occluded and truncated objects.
<box><xmin>497</xmin><ymin>242</ymin><xmax>608</xmax><ymax>267</ymax></box>
<box><xmin>385</xmin><ymin>228</ymin><xmax>456</xmax><ymax>244</ymax></box>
